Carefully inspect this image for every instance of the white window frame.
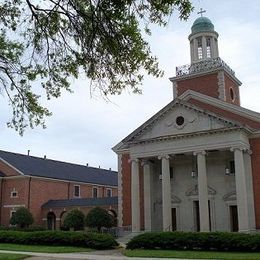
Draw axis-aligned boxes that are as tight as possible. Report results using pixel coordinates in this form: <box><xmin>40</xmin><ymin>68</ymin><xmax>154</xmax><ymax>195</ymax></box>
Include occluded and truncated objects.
<box><xmin>106</xmin><ymin>188</ymin><xmax>112</xmax><ymax>197</ymax></box>
<box><xmin>10</xmin><ymin>189</ymin><xmax>18</xmax><ymax>198</ymax></box>
<box><xmin>10</xmin><ymin>209</ymin><xmax>16</xmax><ymax>219</ymax></box>
<box><xmin>74</xmin><ymin>185</ymin><xmax>80</xmax><ymax>198</ymax></box>
<box><xmin>92</xmin><ymin>187</ymin><xmax>98</xmax><ymax>198</ymax></box>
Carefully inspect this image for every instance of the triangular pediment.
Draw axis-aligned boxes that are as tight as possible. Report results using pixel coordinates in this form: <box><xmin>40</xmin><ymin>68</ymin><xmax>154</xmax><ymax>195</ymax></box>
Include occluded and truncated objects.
<box><xmin>185</xmin><ymin>185</ymin><xmax>216</xmax><ymax>196</ymax></box>
<box><xmin>122</xmin><ymin>99</ymin><xmax>240</xmax><ymax>145</ymax></box>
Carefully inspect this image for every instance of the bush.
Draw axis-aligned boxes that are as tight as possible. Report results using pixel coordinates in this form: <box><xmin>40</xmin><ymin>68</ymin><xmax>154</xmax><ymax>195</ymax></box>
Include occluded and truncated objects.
<box><xmin>0</xmin><ymin>230</ymin><xmax>118</xmax><ymax>249</ymax></box>
<box><xmin>126</xmin><ymin>232</ymin><xmax>260</xmax><ymax>252</ymax></box>
<box><xmin>9</xmin><ymin>207</ymin><xmax>34</xmax><ymax>228</ymax></box>
<box><xmin>85</xmin><ymin>207</ymin><xmax>113</xmax><ymax>232</ymax></box>
<box><xmin>0</xmin><ymin>225</ymin><xmax>46</xmax><ymax>232</ymax></box>
<box><xmin>63</xmin><ymin>209</ymin><xmax>85</xmax><ymax>231</ymax></box>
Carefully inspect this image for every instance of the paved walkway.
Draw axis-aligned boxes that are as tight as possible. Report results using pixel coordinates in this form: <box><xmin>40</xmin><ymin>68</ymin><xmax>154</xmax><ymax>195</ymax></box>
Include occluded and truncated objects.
<box><xmin>0</xmin><ymin>249</ymin><xmax>183</xmax><ymax>259</ymax></box>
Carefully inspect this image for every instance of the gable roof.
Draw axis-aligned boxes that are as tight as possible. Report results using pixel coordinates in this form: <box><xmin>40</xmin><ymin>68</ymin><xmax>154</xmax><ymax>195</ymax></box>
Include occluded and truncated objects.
<box><xmin>0</xmin><ymin>150</ymin><xmax>117</xmax><ymax>186</ymax></box>
<box><xmin>113</xmin><ymin>90</ymin><xmax>260</xmax><ymax>153</ymax></box>
<box><xmin>42</xmin><ymin>196</ymin><xmax>118</xmax><ymax>208</ymax></box>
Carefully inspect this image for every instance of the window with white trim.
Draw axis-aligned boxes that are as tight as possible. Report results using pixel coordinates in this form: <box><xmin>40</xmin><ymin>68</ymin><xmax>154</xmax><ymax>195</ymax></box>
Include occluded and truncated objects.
<box><xmin>10</xmin><ymin>210</ymin><xmax>16</xmax><ymax>219</ymax></box>
<box><xmin>197</xmin><ymin>37</ymin><xmax>203</xmax><ymax>59</ymax></box>
<box><xmin>92</xmin><ymin>187</ymin><xmax>98</xmax><ymax>198</ymax></box>
<box><xmin>11</xmin><ymin>189</ymin><xmax>18</xmax><ymax>198</ymax></box>
<box><xmin>106</xmin><ymin>188</ymin><xmax>112</xmax><ymax>197</ymax></box>
<box><xmin>74</xmin><ymin>185</ymin><xmax>80</xmax><ymax>197</ymax></box>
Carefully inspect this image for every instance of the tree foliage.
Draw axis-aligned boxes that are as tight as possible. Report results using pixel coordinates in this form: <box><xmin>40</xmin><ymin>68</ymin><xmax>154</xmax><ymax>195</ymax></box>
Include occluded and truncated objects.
<box><xmin>0</xmin><ymin>0</ymin><xmax>193</xmax><ymax>134</ymax></box>
<box><xmin>9</xmin><ymin>207</ymin><xmax>34</xmax><ymax>228</ymax></box>
<box><xmin>85</xmin><ymin>207</ymin><xmax>114</xmax><ymax>232</ymax></box>
<box><xmin>63</xmin><ymin>209</ymin><xmax>85</xmax><ymax>230</ymax></box>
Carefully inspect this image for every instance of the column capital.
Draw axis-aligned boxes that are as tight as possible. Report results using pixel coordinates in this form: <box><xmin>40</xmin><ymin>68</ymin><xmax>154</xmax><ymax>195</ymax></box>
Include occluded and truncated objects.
<box><xmin>158</xmin><ymin>154</ymin><xmax>170</xmax><ymax>160</ymax></box>
<box><xmin>230</xmin><ymin>146</ymin><xmax>250</xmax><ymax>153</ymax></box>
<box><xmin>128</xmin><ymin>158</ymin><xmax>139</xmax><ymax>164</ymax></box>
<box><xmin>193</xmin><ymin>150</ymin><xmax>206</xmax><ymax>156</ymax></box>
<box><xmin>141</xmin><ymin>159</ymin><xmax>152</xmax><ymax>167</ymax></box>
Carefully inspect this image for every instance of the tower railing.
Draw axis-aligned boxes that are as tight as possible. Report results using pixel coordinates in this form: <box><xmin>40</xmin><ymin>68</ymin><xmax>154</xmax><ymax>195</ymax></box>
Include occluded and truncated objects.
<box><xmin>175</xmin><ymin>57</ymin><xmax>235</xmax><ymax>77</ymax></box>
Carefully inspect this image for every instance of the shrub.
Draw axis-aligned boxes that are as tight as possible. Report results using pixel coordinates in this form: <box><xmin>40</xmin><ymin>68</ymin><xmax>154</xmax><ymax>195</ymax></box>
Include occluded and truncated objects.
<box><xmin>85</xmin><ymin>207</ymin><xmax>113</xmax><ymax>232</ymax></box>
<box><xmin>9</xmin><ymin>207</ymin><xmax>34</xmax><ymax>229</ymax></box>
<box><xmin>63</xmin><ymin>209</ymin><xmax>85</xmax><ymax>231</ymax></box>
<box><xmin>0</xmin><ymin>225</ymin><xmax>46</xmax><ymax>232</ymax></box>
<box><xmin>0</xmin><ymin>230</ymin><xmax>118</xmax><ymax>249</ymax></box>
<box><xmin>126</xmin><ymin>231</ymin><xmax>260</xmax><ymax>252</ymax></box>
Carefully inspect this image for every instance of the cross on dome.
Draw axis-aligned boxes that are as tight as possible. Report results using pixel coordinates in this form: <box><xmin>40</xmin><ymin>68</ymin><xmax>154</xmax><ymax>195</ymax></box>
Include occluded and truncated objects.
<box><xmin>197</xmin><ymin>8</ymin><xmax>206</xmax><ymax>17</ymax></box>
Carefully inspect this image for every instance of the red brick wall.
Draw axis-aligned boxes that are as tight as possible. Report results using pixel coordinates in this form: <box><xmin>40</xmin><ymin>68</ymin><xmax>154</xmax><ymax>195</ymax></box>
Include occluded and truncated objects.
<box><xmin>121</xmin><ymin>154</ymin><xmax>131</xmax><ymax>226</ymax></box>
<box><xmin>121</xmin><ymin>153</ymin><xmax>144</xmax><ymax>229</ymax></box>
<box><xmin>250</xmin><ymin>138</ymin><xmax>260</xmax><ymax>229</ymax></box>
<box><xmin>0</xmin><ymin>160</ymin><xmax>20</xmax><ymax>176</ymax></box>
<box><xmin>177</xmin><ymin>73</ymin><xmax>219</xmax><ymax>98</ymax></box>
<box><xmin>224</xmin><ymin>73</ymin><xmax>240</xmax><ymax>106</ymax></box>
<box><xmin>0</xmin><ymin>178</ymin><xmax>30</xmax><ymax>226</ymax></box>
<box><xmin>189</xmin><ymin>99</ymin><xmax>260</xmax><ymax>129</ymax></box>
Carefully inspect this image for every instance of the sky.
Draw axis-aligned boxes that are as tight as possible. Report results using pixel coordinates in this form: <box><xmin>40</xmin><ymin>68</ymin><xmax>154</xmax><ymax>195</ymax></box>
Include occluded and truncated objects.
<box><xmin>1</xmin><ymin>0</ymin><xmax>260</xmax><ymax>171</ymax></box>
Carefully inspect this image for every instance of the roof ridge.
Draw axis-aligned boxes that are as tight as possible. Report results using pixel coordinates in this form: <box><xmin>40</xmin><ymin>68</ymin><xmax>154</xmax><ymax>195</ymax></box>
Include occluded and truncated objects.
<box><xmin>0</xmin><ymin>149</ymin><xmax>116</xmax><ymax>173</ymax></box>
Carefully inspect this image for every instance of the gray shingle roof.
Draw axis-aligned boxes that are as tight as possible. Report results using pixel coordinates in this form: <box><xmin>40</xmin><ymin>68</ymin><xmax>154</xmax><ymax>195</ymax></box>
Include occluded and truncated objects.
<box><xmin>42</xmin><ymin>196</ymin><xmax>118</xmax><ymax>208</ymax></box>
<box><xmin>0</xmin><ymin>150</ymin><xmax>117</xmax><ymax>186</ymax></box>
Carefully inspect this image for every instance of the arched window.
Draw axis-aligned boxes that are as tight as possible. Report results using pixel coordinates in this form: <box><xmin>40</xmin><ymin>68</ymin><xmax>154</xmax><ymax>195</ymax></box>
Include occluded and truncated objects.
<box><xmin>197</xmin><ymin>37</ymin><xmax>202</xmax><ymax>59</ymax></box>
<box><xmin>206</xmin><ymin>37</ymin><xmax>211</xmax><ymax>58</ymax></box>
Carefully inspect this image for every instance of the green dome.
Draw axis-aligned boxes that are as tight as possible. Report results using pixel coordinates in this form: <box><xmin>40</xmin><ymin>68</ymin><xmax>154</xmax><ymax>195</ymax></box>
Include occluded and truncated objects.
<box><xmin>191</xmin><ymin>17</ymin><xmax>214</xmax><ymax>34</ymax></box>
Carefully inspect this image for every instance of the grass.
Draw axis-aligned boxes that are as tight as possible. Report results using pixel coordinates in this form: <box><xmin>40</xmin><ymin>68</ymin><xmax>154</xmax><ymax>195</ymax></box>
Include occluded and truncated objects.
<box><xmin>0</xmin><ymin>253</ymin><xmax>28</xmax><ymax>260</ymax></box>
<box><xmin>124</xmin><ymin>249</ymin><xmax>260</xmax><ymax>259</ymax></box>
<box><xmin>0</xmin><ymin>243</ymin><xmax>91</xmax><ymax>253</ymax></box>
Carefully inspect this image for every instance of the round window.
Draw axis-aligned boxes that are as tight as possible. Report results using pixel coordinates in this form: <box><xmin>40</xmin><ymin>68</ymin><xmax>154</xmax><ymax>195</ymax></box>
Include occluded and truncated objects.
<box><xmin>230</xmin><ymin>88</ymin><xmax>235</xmax><ymax>101</ymax></box>
<box><xmin>176</xmin><ymin>116</ymin><xmax>184</xmax><ymax>126</ymax></box>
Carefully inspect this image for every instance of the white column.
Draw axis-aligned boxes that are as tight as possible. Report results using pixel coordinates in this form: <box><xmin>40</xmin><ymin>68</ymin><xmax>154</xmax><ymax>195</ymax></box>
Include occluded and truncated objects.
<box><xmin>231</xmin><ymin>147</ymin><xmax>250</xmax><ymax>232</ymax></box>
<box><xmin>142</xmin><ymin>160</ymin><xmax>152</xmax><ymax>231</ymax></box>
<box><xmin>131</xmin><ymin>158</ymin><xmax>140</xmax><ymax>232</ymax></box>
<box><xmin>244</xmin><ymin>150</ymin><xmax>256</xmax><ymax>231</ymax></box>
<box><xmin>159</xmin><ymin>155</ymin><xmax>172</xmax><ymax>231</ymax></box>
<box><xmin>195</xmin><ymin>151</ymin><xmax>210</xmax><ymax>232</ymax></box>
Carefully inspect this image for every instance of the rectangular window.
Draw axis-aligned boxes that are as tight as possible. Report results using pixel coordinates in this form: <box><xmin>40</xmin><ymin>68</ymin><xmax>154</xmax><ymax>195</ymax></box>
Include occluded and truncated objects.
<box><xmin>170</xmin><ymin>167</ymin><xmax>174</xmax><ymax>179</ymax></box>
<box><xmin>93</xmin><ymin>187</ymin><xmax>98</xmax><ymax>198</ymax></box>
<box><xmin>74</xmin><ymin>185</ymin><xmax>80</xmax><ymax>197</ymax></box>
<box><xmin>106</xmin><ymin>189</ymin><xmax>112</xmax><ymax>197</ymax></box>
<box><xmin>11</xmin><ymin>190</ymin><xmax>18</xmax><ymax>198</ymax></box>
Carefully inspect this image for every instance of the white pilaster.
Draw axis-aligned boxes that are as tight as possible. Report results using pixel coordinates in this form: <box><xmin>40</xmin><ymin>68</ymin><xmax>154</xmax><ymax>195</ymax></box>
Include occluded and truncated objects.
<box><xmin>159</xmin><ymin>155</ymin><xmax>172</xmax><ymax>231</ymax></box>
<box><xmin>195</xmin><ymin>151</ymin><xmax>210</xmax><ymax>232</ymax></box>
<box><xmin>231</xmin><ymin>147</ymin><xmax>250</xmax><ymax>232</ymax></box>
<box><xmin>142</xmin><ymin>160</ymin><xmax>152</xmax><ymax>231</ymax></box>
<box><xmin>131</xmin><ymin>158</ymin><xmax>140</xmax><ymax>232</ymax></box>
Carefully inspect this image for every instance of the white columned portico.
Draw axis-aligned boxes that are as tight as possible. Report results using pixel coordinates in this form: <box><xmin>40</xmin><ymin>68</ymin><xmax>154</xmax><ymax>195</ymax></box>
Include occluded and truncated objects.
<box><xmin>159</xmin><ymin>155</ymin><xmax>172</xmax><ymax>231</ymax></box>
<box><xmin>231</xmin><ymin>146</ymin><xmax>251</xmax><ymax>232</ymax></box>
<box><xmin>142</xmin><ymin>160</ymin><xmax>152</xmax><ymax>231</ymax></box>
<box><xmin>195</xmin><ymin>151</ymin><xmax>210</xmax><ymax>232</ymax></box>
<box><xmin>131</xmin><ymin>158</ymin><xmax>140</xmax><ymax>232</ymax></box>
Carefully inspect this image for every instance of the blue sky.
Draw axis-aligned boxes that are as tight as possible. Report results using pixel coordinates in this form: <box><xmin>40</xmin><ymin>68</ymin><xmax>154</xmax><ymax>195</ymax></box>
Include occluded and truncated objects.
<box><xmin>1</xmin><ymin>0</ymin><xmax>260</xmax><ymax>170</ymax></box>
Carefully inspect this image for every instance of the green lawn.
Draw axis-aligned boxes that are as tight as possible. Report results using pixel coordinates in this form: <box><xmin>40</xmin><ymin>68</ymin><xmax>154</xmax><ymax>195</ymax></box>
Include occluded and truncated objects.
<box><xmin>0</xmin><ymin>253</ymin><xmax>28</xmax><ymax>260</ymax></box>
<box><xmin>124</xmin><ymin>249</ymin><xmax>260</xmax><ymax>259</ymax></box>
<box><xmin>0</xmin><ymin>243</ymin><xmax>91</xmax><ymax>253</ymax></box>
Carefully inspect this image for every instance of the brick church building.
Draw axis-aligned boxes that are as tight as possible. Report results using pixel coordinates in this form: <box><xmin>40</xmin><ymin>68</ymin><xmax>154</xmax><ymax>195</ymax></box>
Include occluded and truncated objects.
<box><xmin>114</xmin><ymin>15</ymin><xmax>260</xmax><ymax>233</ymax></box>
<box><xmin>0</xmin><ymin>150</ymin><xmax>118</xmax><ymax>229</ymax></box>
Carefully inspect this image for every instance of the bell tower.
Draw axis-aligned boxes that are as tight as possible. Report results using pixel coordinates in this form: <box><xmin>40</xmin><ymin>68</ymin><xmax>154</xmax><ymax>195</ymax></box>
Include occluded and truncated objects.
<box><xmin>170</xmin><ymin>10</ymin><xmax>242</xmax><ymax>106</ymax></box>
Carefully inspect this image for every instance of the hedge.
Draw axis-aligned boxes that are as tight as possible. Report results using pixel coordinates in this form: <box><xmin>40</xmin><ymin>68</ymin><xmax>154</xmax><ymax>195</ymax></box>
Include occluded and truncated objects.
<box><xmin>126</xmin><ymin>232</ymin><xmax>260</xmax><ymax>252</ymax></box>
<box><xmin>0</xmin><ymin>230</ymin><xmax>118</xmax><ymax>249</ymax></box>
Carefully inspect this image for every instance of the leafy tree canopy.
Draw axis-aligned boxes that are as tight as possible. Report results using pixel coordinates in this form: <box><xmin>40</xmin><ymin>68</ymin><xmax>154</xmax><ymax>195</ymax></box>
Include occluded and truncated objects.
<box><xmin>63</xmin><ymin>209</ymin><xmax>85</xmax><ymax>230</ymax></box>
<box><xmin>85</xmin><ymin>207</ymin><xmax>114</xmax><ymax>231</ymax></box>
<box><xmin>9</xmin><ymin>207</ymin><xmax>34</xmax><ymax>228</ymax></box>
<box><xmin>0</xmin><ymin>0</ymin><xmax>193</xmax><ymax>134</ymax></box>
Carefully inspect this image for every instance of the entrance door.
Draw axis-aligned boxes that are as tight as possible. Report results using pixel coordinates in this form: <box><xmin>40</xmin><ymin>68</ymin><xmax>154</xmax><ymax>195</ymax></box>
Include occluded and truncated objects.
<box><xmin>171</xmin><ymin>208</ymin><xmax>177</xmax><ymax>231</ymax></box>
<box><xmin>193</xmin><ymin>200</ymin><xmax>211</xmax><ymax>231</ymax></box>
<box><xmin>47</xmin><ymin>212</ymin><xmax>56</xmax><ymax>230</ymax></box>
<box><xmin>194</xmin><ymin>201</ymin><xmax>200</xmax><ymax>231</ymax></box>
<box><xmin>230</xmin><ymin>205</ymin><xmax>238</xmax><ymax>232</ymax></box>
